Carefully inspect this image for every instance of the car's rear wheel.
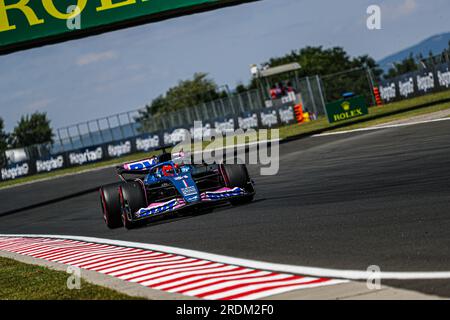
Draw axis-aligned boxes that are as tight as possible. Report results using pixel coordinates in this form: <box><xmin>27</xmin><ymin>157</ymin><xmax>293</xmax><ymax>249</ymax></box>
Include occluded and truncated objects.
<box><xmin>119</xmin><ymin>181</ymin><xmax>147</xmax><ymax>230</ymax></box>
<box><xmin>221</xmin><ymin>164</ymin><xmax>254</xmax><ymax>205</ymax></box>
<box><xmin>99</xmin><ymin>183</ymin><xmax>124</xmax><ymax>229</ymax></box>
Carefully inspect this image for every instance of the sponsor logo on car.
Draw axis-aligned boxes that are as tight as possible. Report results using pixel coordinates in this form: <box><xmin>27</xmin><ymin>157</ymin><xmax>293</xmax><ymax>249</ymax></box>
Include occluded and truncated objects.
<box><xmin>181</xmin><ymin>186</ymin><xmax>197</xmax><ymax>196</ymax></box>
<box><xmin>137</xmin><ymin>199</ymin><xmax>178</xmax><ymax>218</ymax></box>
<box><xmin>126</xmin><ymin>158</ymin><xmax>157</xmax><ymax>171</ymax></box>
<box><xmin>174</xmin><ymin>175</ymin><xmax>189</xmax><ymax>181</ymax></box>
<box><xmin>202</xmin><ymin>187</ymin><xmax>245</xmax><ymax>200</ymax></box>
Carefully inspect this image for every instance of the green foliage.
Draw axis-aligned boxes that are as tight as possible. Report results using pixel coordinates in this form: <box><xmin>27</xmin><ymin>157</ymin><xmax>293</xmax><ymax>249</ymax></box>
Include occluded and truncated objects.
<box><xmin>0</xmin><ymin>117</ymin><xmax>8</xmax><ymax>153</ymax></box>
<box><xmin>235</xmin><ymin>83</ymin><xmax>248</xmax><ymax>94</ymax></box>
<box><xmin>0</xmin><ymin>117</ymin><xmax>8</xmax><ymax>166</ymax></box>
<box><xmin>139</xmin><ymin>72</ymin><xmax>220</xmax><ymax>116</ymax></box>
<box><xmin>261</xmin><ymin>46</ymin><xmax>382</xmax><ymax>101</ymax></box>
<box><xmin>0</xmin><ymin>257</ymin><xmax>141</xmax><ymax>300</ymax></box>
<box><xmin>385</xmin><ymin>54</ymin><xmax>418</xmax><ymax>79</ymax></box>
<box><xmin>137</xmin><ymin>73</ymin><xmax>225</xmax><ymax>131</ymax></box>
<box><xmin>265</xmin><ymin>46</ymin><xmax>382</xmax><ymax>78</ymax></box>
<box><xmin>9</xmin><ymin>112</ymin><xmax>54</xmax><ymax>148</ymax></box>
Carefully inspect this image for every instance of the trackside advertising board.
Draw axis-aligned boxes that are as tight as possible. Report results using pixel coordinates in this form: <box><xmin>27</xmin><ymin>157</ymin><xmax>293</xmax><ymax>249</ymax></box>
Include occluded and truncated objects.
<box><xmin>0</xmin><ymin>102</ymin><xmax>301</xmax><ymax>182</ymax></box>
<box><xmin>325</xmin><ymin>96</ymin><xmax>368</xmax><ymax>124</ymax></box>
<box><xmin>378</xmin><ymin>63</ymin><xmax>450</xmax><ymax>103</ymax></box>
<box><xmin>0</xmin><ymin>0</ymin><xmax>255</xmax><ymax>54</ymax></box>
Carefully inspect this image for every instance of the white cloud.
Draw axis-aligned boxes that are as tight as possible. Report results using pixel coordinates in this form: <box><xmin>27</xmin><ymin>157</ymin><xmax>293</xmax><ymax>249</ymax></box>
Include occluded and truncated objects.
<box><xmin>382</xmin><ymin>0</ymin><xmax>418</xmax><ymax>19</ymax></box>
<box><xmin>76</xmin><ymin>50</ymin><xmax>118</xmax><ymax>66</ymax></box>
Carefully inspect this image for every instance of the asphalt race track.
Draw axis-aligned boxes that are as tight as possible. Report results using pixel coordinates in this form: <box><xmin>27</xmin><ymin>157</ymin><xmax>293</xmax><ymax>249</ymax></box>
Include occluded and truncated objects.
<box><xmin>1</xmin><ymin>120</ymin><xmax>450</xmax><ymax>297</ymax></box>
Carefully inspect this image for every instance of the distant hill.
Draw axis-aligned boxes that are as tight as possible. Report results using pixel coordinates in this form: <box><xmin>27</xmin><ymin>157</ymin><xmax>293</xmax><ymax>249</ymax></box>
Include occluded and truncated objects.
<box><xmin>378</xmin><ymin>32</ymin><xmax>450</xmax><ymax>71</ymax></box>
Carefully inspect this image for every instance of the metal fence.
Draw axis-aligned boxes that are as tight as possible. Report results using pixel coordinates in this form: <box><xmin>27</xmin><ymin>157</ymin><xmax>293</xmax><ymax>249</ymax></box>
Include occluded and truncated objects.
<box><xmin>53</xmin><ymin>110</ymin><xmax>142</xmax><ymax>154</ymax></box>
<box><xmin>1</xmin><ymin>73</ymin><xmax>331</xmax><ymax>172</ymax></box>
<box><xmin>321</xmin><ymin>67</ymin><xmax>376</xmax><ymax>106</ymax></box>
<box><xmin>139</xmin><ymin>89</ymin><xmax>267</xmax><ymax>133</ymax></box>
<box><xmin>37</xmin><ymin>75</ymin><xmax>325</xmax><ymax>156</ymax></box>
<box><xmin>1</xmin><ymin>65</ymin><xmax>404</xmax><ymax>169</ymax></box>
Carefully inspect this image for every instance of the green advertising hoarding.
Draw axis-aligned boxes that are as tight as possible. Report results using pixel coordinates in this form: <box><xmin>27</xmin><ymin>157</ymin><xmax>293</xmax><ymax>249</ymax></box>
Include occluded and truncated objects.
<box><xmin>325</xmin><ymin>96</ymin><xmax>369</xmax><ymax>123</ymax></box>
<box><xmin>0</xmin><ymin>0</ymin><xmax>255</xmax><ymax>54</ymax></box>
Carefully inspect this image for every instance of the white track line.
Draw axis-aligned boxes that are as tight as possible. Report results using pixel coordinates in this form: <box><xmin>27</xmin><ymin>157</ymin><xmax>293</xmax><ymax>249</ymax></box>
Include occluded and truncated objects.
<box><xmin>313</xmin><ymin>117</ymin><xmax>450</xmax><ymax>137</ymax></box>
<box><xmin>1</xmin><ymin>234</ymin><xmax>449</xmax><ymax>280</ymax></box>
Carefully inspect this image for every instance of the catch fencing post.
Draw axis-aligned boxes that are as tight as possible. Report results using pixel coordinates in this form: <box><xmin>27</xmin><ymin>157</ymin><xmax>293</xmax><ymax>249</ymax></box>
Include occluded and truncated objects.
<box><xmin>96</xmin><ymin>119</ymin><xmax>105</xmax><ymax>144</ymax></box>
<box><xmin>75</xmin><ymin>125</ymin><xmax>84</xmax><ymax>147</ymax></box>
<box><xmin>86</xmin><ymin>121</ymin><xmax>95</xmax><ymax>146</ymax></box>
<box><xmin>219</xmin><ymin>99</ymin><xmax>227</xmax><ymax>117</ymax></box>
<box><xmin>117</xmin><ymin>114</ymin><xmax>125</xmax><ymax>139</ymax></box>
<box><xmin>56</xmin><ymin>128</ymin><xmax>65</xmax><ymax>152</ymax></box>
<box><xmin>366</xmin><ymin>67</ymin><xmax>377</xmax><ymax>106</ymax></box>
<box><xmin>306</xmin><ymin>77</ymin><xmax>318</xmax><ymax>116</ymax></box>
<box><xmin>202</xmin><ymin>103</ymin><xmax>210</xmax><ymax>120</ymax></box>
<box><xmin>316</xmin><ymin>75</ymin><xmax>327</xmax><ymax>116</ymax></box>
<box><xmin>106</xmin><ymin>117</ymin><xmax>114</xmax><ymax>142</ymax></box>
<box><xmin>66</xmin><ymin>127</ymin><xmax>75</xmax><ymax>150</ymax></box>
<box><xmin>238</xmin><ymin>93</ymin><xmax>245</xmax><ymax>112</ymax></box>
<box><xmin>127</xmin><ymin>111</ymin><xmax>137</xmax><ymax>136</ymax></box>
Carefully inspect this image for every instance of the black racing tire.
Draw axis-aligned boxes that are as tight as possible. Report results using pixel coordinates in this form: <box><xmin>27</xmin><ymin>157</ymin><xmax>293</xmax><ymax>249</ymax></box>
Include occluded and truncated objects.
<box><xmin>119</xmin><ymin>181</ymin><xmax>147</xmax><ymax>230</ymax></box>
<box><xmin>99</xmin><ymin>183</ymin><xmax>125</xmax><ymax>229</ymax></box>
<box><xmin>222</xmin><ymin>164</ymin><xmax>254</xmax><ymax>205</ymax></box>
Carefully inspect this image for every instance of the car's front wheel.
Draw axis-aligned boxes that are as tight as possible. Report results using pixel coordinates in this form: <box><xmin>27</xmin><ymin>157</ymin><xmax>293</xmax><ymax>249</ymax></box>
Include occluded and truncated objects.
<box><xmin>119</xmin><ymin>181</ymin><xmax>147</xmax><ymax>230</ymax></box>
<box><xmin>99</xmin><ymin>183</ymin><xmax>124</xmax><ymax>229</ymax></box>
<box><xmin>221</xmin><ymin>164</ymin><xmax>255</xmax><ymax>205</ymax></box>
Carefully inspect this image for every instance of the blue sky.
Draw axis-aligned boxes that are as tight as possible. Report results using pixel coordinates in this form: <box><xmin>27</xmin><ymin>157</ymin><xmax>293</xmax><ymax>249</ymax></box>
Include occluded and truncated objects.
<box><xmin>0</xmin><ymin>0</ymin><xmax>449</xmax><ymax>131</ymax></box>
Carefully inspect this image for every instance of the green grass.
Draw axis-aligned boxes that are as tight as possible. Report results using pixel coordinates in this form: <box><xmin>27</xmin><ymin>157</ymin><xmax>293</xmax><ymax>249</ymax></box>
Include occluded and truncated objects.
<box><xmin>0</xmin><ymin>257</ymin><xmax>142</xmax><ymax>300</ymax></box>
<box><xmin>1</xmin><ymin>90</ymin><xmax>450</xmax><ymax>190</ymax></box>
<box><xmin>278</xmin><ymin>89</ymin><xmax>450</xmax><ymax>139</ymax></box>
<box><xmin>328</xmin><ymin>101</ymin><xmax>450</xmax><ymax>132</ymax></box>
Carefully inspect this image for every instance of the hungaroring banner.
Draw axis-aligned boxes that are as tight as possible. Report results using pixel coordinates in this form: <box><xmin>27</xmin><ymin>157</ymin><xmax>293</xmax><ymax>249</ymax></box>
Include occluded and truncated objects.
<box><xmin>0</xmin><ymin>0</ymin><xmax>255</xmax><ymax>54</ymax></box>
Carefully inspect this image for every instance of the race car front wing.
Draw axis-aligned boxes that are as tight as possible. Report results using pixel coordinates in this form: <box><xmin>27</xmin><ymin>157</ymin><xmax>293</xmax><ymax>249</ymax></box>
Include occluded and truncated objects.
<box><xmin>134</xmin><ymin>187</ymin><xmax>248</xmax><ymax>220</ymax></box>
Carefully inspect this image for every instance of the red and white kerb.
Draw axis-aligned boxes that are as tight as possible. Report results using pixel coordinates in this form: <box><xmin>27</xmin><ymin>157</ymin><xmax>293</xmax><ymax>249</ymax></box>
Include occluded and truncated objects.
<box><xmin>0</xmin><ymin>236</ymin><xmax>342</xmax><ymax>300</ymax></box>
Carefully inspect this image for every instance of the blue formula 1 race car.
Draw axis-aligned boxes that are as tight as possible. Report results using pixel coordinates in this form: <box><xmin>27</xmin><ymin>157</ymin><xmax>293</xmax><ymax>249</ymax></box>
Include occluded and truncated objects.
<box><xmin>99</xmin><ymin>152</ymin><xmax>255</xmax><ymax>229</ymax></box>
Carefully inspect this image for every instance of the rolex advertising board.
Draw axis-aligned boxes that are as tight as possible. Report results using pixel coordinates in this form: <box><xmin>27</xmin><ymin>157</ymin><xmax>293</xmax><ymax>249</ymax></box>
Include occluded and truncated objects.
<box><xmin>325</xmin><ymin>96</ymin><xmax>368</xmax><ymax>124</ymax></box>
<box><xmin>0</xmin><ymin>0</ymin><xmax>254</xmax><ymax>54</ymax></box>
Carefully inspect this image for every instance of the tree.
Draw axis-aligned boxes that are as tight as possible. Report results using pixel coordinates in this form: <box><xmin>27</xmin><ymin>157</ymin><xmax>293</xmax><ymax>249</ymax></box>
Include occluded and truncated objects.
<box><xmin>262</xmin><ymin>46</ymin><xmax>383</xmax><ymax>101</ymax></box>
<box><xmin>264</xmin><ymin>46</ymin><xmax>382</xmax><ymax>78</ymax></box>
<box><xmin>235</xmin><ymin>83</ymin><xmax>248</xmax><ymax>94</ymax></box>
<box><xmin>140</xmin><ymin>73</ymin><xmax>220</xmax><ymax>117</ymax></box>
<box><xmin>385</xmin><ymin>53</ymin><xmax>418</xmax><ymax>79</ymax></box>
<box><xmin>137</xmin><ymin>73</ymin><xmax>222</xmax><ymax>131</ymax></box>
<box><xmin>0</xmin><ymin>118</ymin><xmax>8</xmax><ymax>164</ymax></box>
<box><xmin>9</xmin><ymin>112</ymin><xmax>54</xmax><ymax>148</ymax></box>
<box><xmin>0</xmin><ymin>118</ymin><xmax>7</xmax><ymax>150</ymax></box>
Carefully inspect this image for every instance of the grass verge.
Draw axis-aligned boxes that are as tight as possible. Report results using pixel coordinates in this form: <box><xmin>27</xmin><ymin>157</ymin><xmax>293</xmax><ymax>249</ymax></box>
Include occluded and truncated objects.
<box><xmin>1</xmin><ymin>90</ymin><xmax>450</xmax><ymax>189</ymax></box>
<box><xmin>0</xmin><ymin>257</ymin><xmax>141</xmax><ymax>300</ymax></box>
<box><xmin>278</xmin><ymin>90</ymin><xmax>450</xmax><ymax>139</ymax></box>
<box><xmin>328</xmin><ymin>101</ymin><xmax>450</xmax><ymax>132</ymax></box>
